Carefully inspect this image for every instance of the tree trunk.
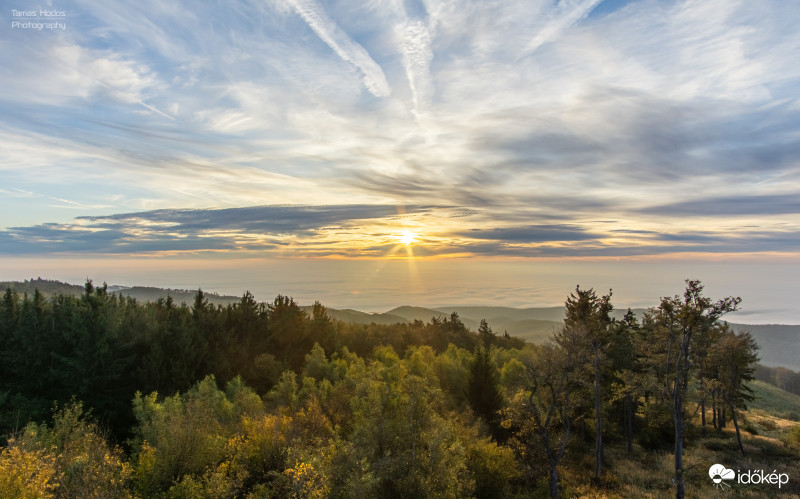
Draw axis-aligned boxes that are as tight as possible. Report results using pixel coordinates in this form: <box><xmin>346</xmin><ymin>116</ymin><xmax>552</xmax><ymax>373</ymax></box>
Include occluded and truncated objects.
<box><xmin>594</xmin><ymin>344</ymin><xmax>602</xmax><ymax>480</ymax></box>
<box><xmin>549</xmin><ymin>460</ymin><xmax>559</xmax><ymax>499</ymax></box>
<box><xmin>730</xmin><ymin>403</ymin><xmax>745</xmax><ymax>455</ymax></box>
<box><xmin>625</xmin><ymin>395</ymin><xmax>633</xmax><ymax>455</ymax></box>
<box><xmin>700</xmin><ymin>378</ymin><xmax>706</xmax><ymax>430</ymax></box>
<box><xmin>712</xmin><ymin>399</ymin><xmax>717</xmax><ymax>430</ymax></box>
<box><xmin>674</xmin><ymin>331</ymin><xmax>689</xmax><ymax>499</ymax></box>
<box><xmin>674</xmin><ymin>382</ymin><xmax>684</xmax><ymax>499</ymax></box>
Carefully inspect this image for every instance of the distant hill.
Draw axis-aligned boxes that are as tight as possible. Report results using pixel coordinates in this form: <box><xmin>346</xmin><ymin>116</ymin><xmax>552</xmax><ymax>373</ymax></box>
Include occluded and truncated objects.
<box><xmin>433</xmin><ymin>305</ymin><xmax>566</xmax><ymax>322</ymax></box>
<box><xmin>731</xmin><ymin>324</ymin><xmax>800</xmax><ymax>372</ymax></box>
<box><xmin>118</xmin><ymin>286</ymin><xmax>240</xmax><ymax>306</ymax></box>
<box><xmin>384</xmin><ymin>306</ymin><xmax>561</xmax><ymax>343</ymax></box>
<box><xmin>386</xmin><ymin>306</ymin><xmax>453</xmax><ymax>323</ymax></box>
<box><xmin>0</xmin><ymin>279</ymin><xmax>240</xmax><ymax>307</ymax></box>
<box><xmin>299</xmin><ymin>306</ymin><xmax>408</xmax><ymax>326</ymax></box>
<box><xmin>0</xmin><ymin>278</ymin><xmax>84</xmax><ymax>297</ymax></box>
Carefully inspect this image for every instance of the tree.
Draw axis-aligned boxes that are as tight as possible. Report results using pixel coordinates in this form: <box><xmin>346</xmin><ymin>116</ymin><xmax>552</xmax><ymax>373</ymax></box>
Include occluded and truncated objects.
<box><xmin>559</xmin><ymin>286</ymin><xmax>613</xmax><ymax>480</ymax></box>
<box><xmin>607</xmin><ymin>309</ymin><xmax>639</xmax><ymax>455</ymax></box>
<box><xmin>643</xmin><ymin>280</ymin><xmax>740</xmax><ymax>499</ymax></box>
<box><xmin>478</xmin><ymin>319</ymin><xmax>495</xmax><ymax>348</ymax></box>
<box><xmin>503</xmin><ymin>342</ymin><xmax>581</xmax><ymax>499</ymax></box>
<box><xmin>467</xmin><ymin>348</ymin><xmax>504</xmax><ymax>438</ymax></box>
<box><xmin>268</xmin><ymin>295</ymin><xmax>309</xmax><ymax>371</ymax></box>
<box><xmin>711</xmin><ymin>330</ymin><xmax>758</xmax><ymax>454</ymax></box>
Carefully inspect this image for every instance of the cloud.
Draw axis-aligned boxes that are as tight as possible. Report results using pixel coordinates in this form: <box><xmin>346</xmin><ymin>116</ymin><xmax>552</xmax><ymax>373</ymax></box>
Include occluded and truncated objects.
<box><xmin>2</xmin><ymin>202</ymin><xmax>798</xmax><ymax>258</ymax></box>
<box><xmin>457</xmin><ymin>225</ymin><xmax>599</xmax><ymax>243</ymax></box>
<box><xmin>1</xmin><ymin>0</ymin><xmax>800</xmax><ymax>261</ymax></box>
<box><xmin>0</xmin><ymin>43</ymin><xmax>160</xmax><ymax>111</ymax></box>
<box><xmin>523</xmin><ymin>0</ymin><xmax>604</xmax><ymax>55</ymax></box>
<box><xmin>641</xmin><ymin>194</ymin><xmax>800</xmax><ymax>217</ymax></box>
<box><xmin>0</xmin><ymin>205</ymin><xmax>434</xmax><ymax>255</ymax></box>
<box><xmin>286</xmin><ymin>0</ymin><xmax>391</xmax><ymax>97</ymax></box>
<box><xmin>80</xmin><ymin>204</ymin><xmax>428</xmax><ymax>232</ymax></box>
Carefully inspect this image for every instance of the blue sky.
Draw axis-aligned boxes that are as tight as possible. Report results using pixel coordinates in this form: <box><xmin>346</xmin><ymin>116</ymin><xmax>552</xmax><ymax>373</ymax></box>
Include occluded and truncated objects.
<box><xmin>1</xmin><ymin>0</ymin><xmax>799</xmax><ymax>320</ymax></box>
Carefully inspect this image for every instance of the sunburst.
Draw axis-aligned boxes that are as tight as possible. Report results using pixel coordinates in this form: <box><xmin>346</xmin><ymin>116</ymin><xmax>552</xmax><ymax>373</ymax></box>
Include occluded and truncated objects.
<box><xmin>400</xmin><ymin>230</ymin><xmax>417</xmax><ymax>246</ymax></box>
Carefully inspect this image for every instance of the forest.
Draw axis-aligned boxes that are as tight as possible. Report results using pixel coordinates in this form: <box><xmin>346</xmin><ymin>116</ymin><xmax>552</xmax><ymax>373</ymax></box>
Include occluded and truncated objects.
<box><xmin>1</xmin><ymin>279</ymin><xmax>798</xmax><ymax>498</ymax></box>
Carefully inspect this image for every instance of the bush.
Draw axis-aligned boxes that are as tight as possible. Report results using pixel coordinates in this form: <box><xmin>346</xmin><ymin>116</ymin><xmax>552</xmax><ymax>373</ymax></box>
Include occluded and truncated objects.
<box><xmin>0</xmin><ymin>440</ymin><xmax>58</xmax><ymax>498</ymax></box>
<box><xmin>15</xmin><ymin>402</ymin><xmax>132</xmax><ymax>498</ymax></box>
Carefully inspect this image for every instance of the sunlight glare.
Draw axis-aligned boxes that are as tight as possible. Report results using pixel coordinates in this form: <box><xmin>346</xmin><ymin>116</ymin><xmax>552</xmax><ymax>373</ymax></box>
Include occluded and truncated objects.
<box><xmin>400</xmin><ymin>230</ymin><xmax>417</xmax><ymax>246</ymax></box>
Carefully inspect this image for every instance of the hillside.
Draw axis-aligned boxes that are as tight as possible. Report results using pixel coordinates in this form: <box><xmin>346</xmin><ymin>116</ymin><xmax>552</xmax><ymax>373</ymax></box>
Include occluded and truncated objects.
<box><xmin>749</xmin><ymin>380</ymin><xmax>800</xmax><ymax>421</ymax></box>
<box><xmin>731</xmin><ymin>324</ymin><xmax>800</xmax><ymax>371</ymax></box>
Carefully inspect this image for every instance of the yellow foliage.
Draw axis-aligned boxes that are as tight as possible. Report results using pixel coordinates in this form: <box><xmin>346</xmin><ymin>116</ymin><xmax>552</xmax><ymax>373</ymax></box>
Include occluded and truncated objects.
<box><xmin>226</xmin><ymin>414</ymin><xmax>290</xmax><ymax>483</ymax></box>
<box><xmin>284</xmin><ymin>461</ymin><xmax>329</xmax><ymax>499</ymax></box>
<box><xmin>0</xmin><ymin>440</ymin><xmax>59</xmax><ymax>499</ymax></box>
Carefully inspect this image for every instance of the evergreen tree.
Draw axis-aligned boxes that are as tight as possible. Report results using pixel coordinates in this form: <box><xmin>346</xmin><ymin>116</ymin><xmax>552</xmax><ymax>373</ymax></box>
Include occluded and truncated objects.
<box><xmin>559</xmin><ymin>286</ymin><xmax>613</xmax><ymax>480</ymax></box>
<box><xmin>711</xmin><ymin>330</ymin><xmax>758</xmax><ymax>454</ymax></box>
<box><xmin>467</xmin><ymin>348</ymin><xmax>504</xmax><ymax>437</ymax></box>
<box><xmin>478</xmin><ymin>319</ymin><xmax>495</xmax><ymax>348</ymax></box>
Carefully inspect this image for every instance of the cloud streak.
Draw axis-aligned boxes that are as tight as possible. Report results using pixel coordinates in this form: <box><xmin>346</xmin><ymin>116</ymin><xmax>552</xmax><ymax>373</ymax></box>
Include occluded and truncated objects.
<box><xmin>523</xmin><ymin>0</ymin><xmax>604</xmax><ymax>55</ymax></box>
<box><xmin>286</xmin><ymin>0</ymin><xmax>391</xmax><ymax>97</ymax></box>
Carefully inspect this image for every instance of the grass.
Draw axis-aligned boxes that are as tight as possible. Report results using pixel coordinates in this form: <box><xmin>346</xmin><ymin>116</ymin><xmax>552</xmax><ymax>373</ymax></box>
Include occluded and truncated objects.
<box><xmin>560</xmin><ymin>433</ymin><xmax>800</xmax><ymax>497</ymax></box>
<box><xmin>748</xmin><ymin>380</ymin><xmax>800</xmax><ymax>421</ymax></box>
<box><xmin>552</xmin><ymin>399</ymin><xmax>800</xmax><ymax>498</ymax></box>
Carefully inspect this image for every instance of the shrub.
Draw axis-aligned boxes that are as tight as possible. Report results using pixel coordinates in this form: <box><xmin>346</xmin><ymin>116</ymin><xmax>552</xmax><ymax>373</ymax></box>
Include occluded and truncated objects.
<box><xmin>0</xmin><ymin>440</ymin><xmax>58</xmax><ymax>498</ymax></box>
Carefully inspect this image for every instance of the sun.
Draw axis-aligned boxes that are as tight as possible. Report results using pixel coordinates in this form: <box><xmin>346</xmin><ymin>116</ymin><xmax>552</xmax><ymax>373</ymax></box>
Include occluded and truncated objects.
<box><xmin>399</xmin><ymin>230</ymin><xmax>417</xmax><ymax>246</ymax></box>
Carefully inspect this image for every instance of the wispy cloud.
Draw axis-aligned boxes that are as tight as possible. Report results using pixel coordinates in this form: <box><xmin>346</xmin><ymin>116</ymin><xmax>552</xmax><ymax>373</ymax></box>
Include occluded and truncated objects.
<box><xmin>285</xmin><ymin>0</ymin><xmax>391</xmax><ymax>97</ymax></box>
<box><xmin>641</xmin><ymin>194</ymin><xmax>800</xmax><ymax>217</ymax></box>
<box><xmin>523</xmin><ymin>0</ymin><xmax>604</xmax><ymax>55</ymax></box>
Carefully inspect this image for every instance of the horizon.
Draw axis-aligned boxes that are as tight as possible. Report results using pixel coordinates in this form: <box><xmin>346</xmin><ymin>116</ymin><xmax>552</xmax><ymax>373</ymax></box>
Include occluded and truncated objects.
<box><xmin>3</xmin><ymin>259</ymin><xmax>797</xmax><ymax>325</ymax></box>
<box><xmin>2</xmin><ymin>0</ymin><xmax>799</xmax><ymax>326</ymax></box>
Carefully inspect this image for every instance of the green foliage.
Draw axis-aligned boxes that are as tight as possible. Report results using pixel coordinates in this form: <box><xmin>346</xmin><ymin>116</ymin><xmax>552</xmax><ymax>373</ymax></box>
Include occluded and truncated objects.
<box><xmin>466</xmin><ymin>437</ymin><xmax>518</xmax><ymax>499</ymax></box>
<box><xmin>467</xmin><ymin>348</ymin><xmax>504</xmax><ymax>434</ymax></box>
<box><xmin>131</xmin><ymin>376</ymin><xmax>237</xmax><ymax>494</ymax></box>
<box><xmin>0</xmin><ymin>280</ymin><xmax>779</xmax><ymax>497</ymax></box>
<box><xmin>433</xmin><ymin>344</ymin><xmax>473</xmax><ymax>408</ymax></box>
<box><xmin>500</xmin><ymin>357</ymin><xmax>528</xmax><ymax>395</ymax></box>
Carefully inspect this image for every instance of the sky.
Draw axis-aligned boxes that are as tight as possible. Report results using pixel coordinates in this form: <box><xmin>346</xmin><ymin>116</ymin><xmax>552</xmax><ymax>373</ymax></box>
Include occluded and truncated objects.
<box><xmin>1</xmin><ymin>0</ymin><xmax>799</xmax><ymax>322</ymax></box>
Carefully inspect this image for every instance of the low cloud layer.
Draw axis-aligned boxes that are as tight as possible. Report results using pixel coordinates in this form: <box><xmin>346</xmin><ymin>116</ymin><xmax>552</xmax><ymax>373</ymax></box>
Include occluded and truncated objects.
<box><xmin>2</xmin><ymin>204</ymin><xmax>797</xmax><ymax>257</ymax></box>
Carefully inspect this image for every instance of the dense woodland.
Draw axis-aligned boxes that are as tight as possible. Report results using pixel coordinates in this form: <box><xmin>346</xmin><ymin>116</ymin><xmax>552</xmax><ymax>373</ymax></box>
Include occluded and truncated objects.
<box><xmin>0</xmin><ymin>279</ymin><xmax>795</xmax><ymax>498</ymax></box>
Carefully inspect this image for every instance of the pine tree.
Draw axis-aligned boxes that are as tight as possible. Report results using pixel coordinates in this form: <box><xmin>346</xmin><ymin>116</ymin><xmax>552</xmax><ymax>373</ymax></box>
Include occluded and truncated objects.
<box><xmin>478</xmin><ymin>319</ymin><xmax>495</xmax><ymax>348</ymax></box>
<box><xmin>559</xmin><ymin>286</ymin><xmax>613</xmax><ymax>480</ymax></box>
<box><xmin>467</xmin><ymin>348</ymin><xmax>504</xmax><ymax>437</ymax></box>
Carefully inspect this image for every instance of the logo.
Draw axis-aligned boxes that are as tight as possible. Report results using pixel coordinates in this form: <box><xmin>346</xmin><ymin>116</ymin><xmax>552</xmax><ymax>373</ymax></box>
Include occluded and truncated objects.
<box><xmin>709</xmin><ymin>463</ymin><xmax>789</xmax><ymax>490</ymax></box>
<box><xmin>709</xmin><ymin>464</ymin><xmax>735</xmax><ymax>490</ymax></box>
